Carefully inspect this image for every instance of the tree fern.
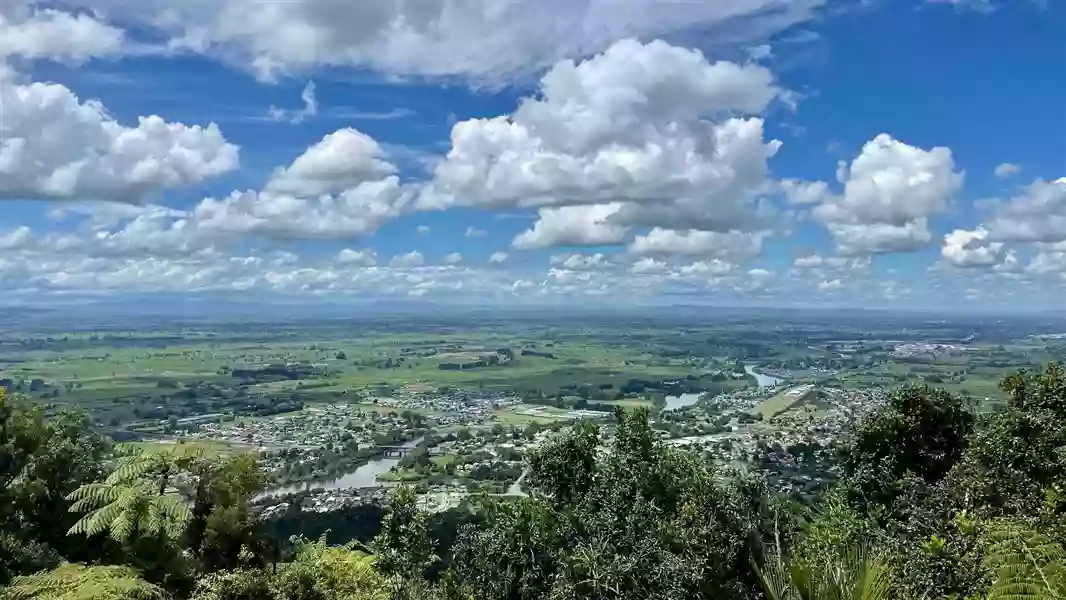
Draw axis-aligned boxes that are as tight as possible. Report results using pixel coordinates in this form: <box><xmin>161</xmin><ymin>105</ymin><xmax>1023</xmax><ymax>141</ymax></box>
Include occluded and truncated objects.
<box><xmin>270</xmin><ymin>538</ymin><xmax>391</xmax><ymax>600</ymax></box>
<box><xmin>984</xmin><ymin>524</ymin><xmax>1066</xmax><ymax>600</ymax></box>
<box><xmin>3</xmin><ymin>563</ymin><xmax>167</xmax><ymax>600</ymax></box>
<box><xmin>65</xmin><ymin>453</ymin><xmax>192</xmax><ymax>543</ymax></box>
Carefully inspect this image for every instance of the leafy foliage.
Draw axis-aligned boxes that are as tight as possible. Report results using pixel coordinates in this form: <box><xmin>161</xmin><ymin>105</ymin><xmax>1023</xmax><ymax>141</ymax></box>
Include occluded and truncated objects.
<box><xmin>840</xmin><ymin>385</ymin><xmax>973</xmax><ymax>505</ymax></box>
<box><xmin>189</xmin><ymin>538</ymin><xmax>391</xmax><ymax>600</ymax></box>
<box><xmin>66</xmin><ymin>453</ymin><xmax>194</xmax><ymax>543</ymax></box>
<box><xmin>3</xmin><ymin>564</ymin><xmax>167</xmax><ymax>600</ymax></box>
<box><xmin>452</xmin><ymin>407</ymin><xmax>764</xmax><ymax>600</ymax></box>
<box><xmin>273</xmin><ymin>538</ymin><xmax>391</xmax><ymax>600</ymax></box>
<box><xmin>0</xmin><ymin>389</ymin><xmax>112</xmax><ymax>584</ymax></box>
<box><xmin>949</xmin><ymin>364</ymin><xmax>1066</xmax><ymax>516</ymax></box>
<box><xmin>984</xmin><ymin>523</ymin><xmax>1066</xmax><ymax>600</ymax></box>
<box><xmin>754</xmin><ymin>544</ymin><xmax>892</xmax><ymax>600</ymax></box>
<box><xmin>186</xmin><ymin>455</ymin><xmax>268</xmax><ymax>574</ymax></box>
<box><xmin>188</xmin><ymin>570</ymin><xmax>275</xmax><ymax>600</ymax></box>
<box><xmin>371</xmin><ymin>487</ymin><xmax>436</xmax><ymax>581</ymax></box>
<box><xmin>8</xmin><ymin>364</ymin><xmax>1066</xmax><ymax>600</ymax></box>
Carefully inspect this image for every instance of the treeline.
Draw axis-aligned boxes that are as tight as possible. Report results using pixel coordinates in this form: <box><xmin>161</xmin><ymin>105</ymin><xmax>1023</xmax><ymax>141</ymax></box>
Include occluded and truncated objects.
<box><xmin>3</xmin><ymin>364</ymin><xmax>1066</xmax><ymax>599</ymax></box>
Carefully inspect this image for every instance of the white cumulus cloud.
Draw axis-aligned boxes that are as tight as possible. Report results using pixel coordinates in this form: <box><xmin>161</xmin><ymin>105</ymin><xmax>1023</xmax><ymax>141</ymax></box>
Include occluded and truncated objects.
<box><xmin>813</xmin><ymin>134</ymin><xmax>963</xmax><ymax>255</ymax></box>
<box><xmin>631</xmin><ymin>257</ymin><xmax>669</xmax><ymax>274</ymax></box>
<box><xmin>994</xmin><ymin>162</ymin><xmax>1021</xmax><ymax>178</ymax></box>
<box><xmin>551</xmin><ymin>253</ymin><xmax>609</xmax><ymax>271</ymax></box>
<box><xmin>986</xmin><ymin>177</ymin><xmax>1066</xmax><ymax>243</ymax></box>
<box><xmin>190</xmin><ymin>128</ymin><xmax>410</xmax><ymax>239</ymax></box>
<box><xmin>941</xmin><ymin>227</ymin><xmax>1005</xmax><ymax>268</ymax></box>
<box><xmin>629</xmin><ymin>228</ymin><xmax>764</xmax><ymax>260</ymax></box>
<box><xmin>678</xmin><ymin>259</ymin><xmax>736</xmax><ymax>277</ymax></box>
<box><xmin>422</xmin><ymin>39</ymin><xmax>782</xmax><ymax>239</ymax></box>
<box><xmin>0</xmin><ymin>78</ymin><xmax>238</xmax><ymax>202</ymax></box>
<box><xmin>827</xmin><ymin>220</ymin><xmax>933</xmax><ymax>257</ymax></box>
<box><xmin>336</xmin><ymin>248</ymin><xmax>377</xmax><ymax>266</ymax></box>
<box><xmin>513</xmin><ymin>204</ymin><xmax>628</xmax><ymax>249</ymax></box>
<box><xmin>57</xmin><ymin>0</ymin><xmax>820</xmax><ymax>82</ymax></box>
<box><xmin>0</xmin><ymin>6</ymin><xmax>125</xmax><ymax>62</ymax></box>
<box><xmin>815</xmin><ymin>134</ymin><xmax>963</xmax><ymax>226</ymax></box>
<box><xmin>265</xmin><ymin>128</ymin><xmax>395</xmax><ymax>197</ymax></box>
<box><xmin>390</xmin><ymin>251</ymin><xmax>425</xmax><ymax>268</ymax></box>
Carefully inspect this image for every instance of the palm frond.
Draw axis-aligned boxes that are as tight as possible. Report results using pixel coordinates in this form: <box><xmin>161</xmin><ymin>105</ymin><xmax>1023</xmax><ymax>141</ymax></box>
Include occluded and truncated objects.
<box><xmin>753</xmin><ymin>544</ymin><xmax>892</xmax><ymax>600</ymax></box>
<box><xmin>752</xmin><ymin>554</ymin><xmax>795</xmax><ymax>600</ymax></box>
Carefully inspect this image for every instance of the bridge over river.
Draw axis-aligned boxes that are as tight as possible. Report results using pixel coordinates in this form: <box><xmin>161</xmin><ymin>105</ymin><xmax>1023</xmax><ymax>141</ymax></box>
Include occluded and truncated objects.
<box><xmin>378</xmin><ymin>444</ymin><xmax>445</xmax><ymax>458</ymax></box>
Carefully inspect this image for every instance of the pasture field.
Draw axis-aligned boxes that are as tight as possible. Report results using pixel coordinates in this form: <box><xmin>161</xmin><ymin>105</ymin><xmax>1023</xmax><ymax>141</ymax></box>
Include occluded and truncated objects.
<box><xmin>752</xmin><ymin>386</ymin><xmax>818</xmax><ymax>421</ymax></box>
<box><xmin>0</xmin><ymin>324</ymin><xmax>729</xmax><ymax>428</ymax></box>
<box><xmin>117</xmin><ymin>439</ymin><xmax>253</xmax><ymax>458</ymax></box>
<box><xmin>2</xmin><ymin>310</ymin><xmax>1059</xmax><ymax>432</ymax></box>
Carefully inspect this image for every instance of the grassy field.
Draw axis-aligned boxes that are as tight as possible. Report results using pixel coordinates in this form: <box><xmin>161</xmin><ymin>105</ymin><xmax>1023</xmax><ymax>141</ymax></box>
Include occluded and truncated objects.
<box><xmin>753</xmin><ymin>386</ymin><xmax>817</xmax><ymax>421</ymax></box>
<box><xmin>118</xmin><ymin>439</ymin><xmax>252</xmax><ymax>458</ymax></box>
<box><xmin>492</xmin><ymin>405</ymin><xmax>577</xmax><ymax>425</ymax></box>
<box><xmin>1</xmin><ymin>327</ymin><xmax>716</xmax><ymax>428</ymax></box>
<box><xmin>4</xmin><ymin>318</ymin><xmax>1051</xmax><ymax>430</ymax></box>
<box><xmin>832</xmin><ymin>363</ymin><xmax>1009</xmax><ymax>403</ymax></box>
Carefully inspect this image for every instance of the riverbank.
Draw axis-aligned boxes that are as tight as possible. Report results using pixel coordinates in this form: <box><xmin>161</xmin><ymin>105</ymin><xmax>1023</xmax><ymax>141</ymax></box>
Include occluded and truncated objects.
<box><xmin>260</xmin><ymin>436</ymin><xmax>426</xmax><ymax>498</ymax></box>
<box><xmin>745</xmin><ymin>365</ymin><xmax>785</xmax><ymax>388</ymax></box>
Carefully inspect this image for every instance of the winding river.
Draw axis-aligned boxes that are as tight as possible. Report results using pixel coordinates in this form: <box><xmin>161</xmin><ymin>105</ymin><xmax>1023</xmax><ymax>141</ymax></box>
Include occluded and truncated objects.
<box><xmin>663</xmin><ymin>365</ymin><xmax>785</xmax><ymax>411</ymax></box>
<box><xmin>745</xmin><ymin>365</ymin><xmax>784</xmax><ymax>388</ymax></box>
<box><xmin>663</xmin><ymin>392</ymin><xmax>703</xmax><ymax>411</ymax></box>
<box><xmin>261</xmin><ymin>436</ymin><xmax>424</xmax><ymax>498</ymax></box>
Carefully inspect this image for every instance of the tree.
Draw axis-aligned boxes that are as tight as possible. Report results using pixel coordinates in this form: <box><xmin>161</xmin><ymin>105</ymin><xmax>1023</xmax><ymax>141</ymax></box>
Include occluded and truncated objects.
<box><xmin>4</xmin><ymin>564</ymin><xmax>167</xmax><ymax>600</ymax></box>
<box><xmin>182</xmin><ymin>455</ymin><xmax>266</xmax><ymax>574</ymax></box>
<box><xmin>371</xmin><ymin>487</ymin><xmax>437</xmax><ymax>594</ymax></box>
<box><xmin>0</xmin><ymin>535</ymin><xmax>62</xmax><ymax>590</ymax></box>
<box><xmin>841</xmin><ymin>385</ymin><xmax>973</xmax><ymax>505</ymax></box>
<box><xmin>66</xmin><ymin>452</ymin><xmax>193</xmax><ymax>543</ymax></box>
<box><xmin>949</xmin><ymin>363</ymin><xmax>1066</xmax><ymax>516</ymax></box>
<box><xmin>0</xmin><ymin>389</ymin><xmax>111</xmax><ymax>584</ymax></box>
<box><xmin>189</xmin><ymin>570</ymin><xmax>276</xmax><ymax>600</ymax></box>
<box><xmin>452</xmin><ymin>407</ymin><xmax>764</xmax><ymax>600</ymax></box>
<box><xmin>188</xmin><ymin>538</ymin><xmax>392</xmax><ymax>600</ymax></box>
<box><xmin>524</xmin><ymin>420</ymin><xmax>597</xmax><ymax>508</ymax></box>
<box><xmin>273</xmin><ymin>538</ymin><xmax>391</xmax><ymax>600</ymax></box>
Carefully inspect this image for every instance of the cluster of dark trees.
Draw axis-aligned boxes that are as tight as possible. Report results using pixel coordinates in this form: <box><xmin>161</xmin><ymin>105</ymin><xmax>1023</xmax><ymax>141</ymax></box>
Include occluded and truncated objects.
<box><xmin>3</xmin><ymin>363</ymin><xmax>1066</xmax><ymax>599</ymax></box>
<box><xmin>126</xmin><ymin>385</ymin><xmax>304</xmax><ymax>424</ymax></box>
<box><xmin>231</xmin><ymin>363</ymin><xmax>327</xmax><ymax>382</ymax></box>
<box><xmin>520</xmin><ymin>349</ymin><xmax>556</xmax><ymax>359</ymax></box>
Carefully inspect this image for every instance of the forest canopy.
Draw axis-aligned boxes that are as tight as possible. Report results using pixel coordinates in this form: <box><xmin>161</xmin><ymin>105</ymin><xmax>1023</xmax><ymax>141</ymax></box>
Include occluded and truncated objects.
<box><xmin>1</xmin><ymin>363</ymin><xmax>1065</xmax><ymax>600</ymax></box>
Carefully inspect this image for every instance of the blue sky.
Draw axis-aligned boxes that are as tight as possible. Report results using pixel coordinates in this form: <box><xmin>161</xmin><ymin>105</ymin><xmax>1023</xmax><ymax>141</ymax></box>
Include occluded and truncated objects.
<box><xmin>0</xmin><ymin>0</ymin><xmax>1063</xmax><ymax>309</ymax></box>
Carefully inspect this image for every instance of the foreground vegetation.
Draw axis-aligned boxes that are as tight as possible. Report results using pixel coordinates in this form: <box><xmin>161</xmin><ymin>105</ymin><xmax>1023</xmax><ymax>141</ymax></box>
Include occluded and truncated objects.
<box><xmin>2</xmin><ymin>360</ymin><xmax>1066</xmax><ymax>599</ymax></box>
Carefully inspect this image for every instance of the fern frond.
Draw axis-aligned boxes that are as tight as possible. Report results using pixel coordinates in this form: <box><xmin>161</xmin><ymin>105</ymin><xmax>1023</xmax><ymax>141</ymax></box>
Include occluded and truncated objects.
<box><xmin>7</xmin><ymin>564</ymin><xmax>167</xmax><ymax>600</ymax></box>
<box><xmin>105</xmin><ymin>455</ymin><xmax>157</xmax><ymax>486</ymax></box>
<box><xmin>145</xmin><ymin>498</ymin><xmax>163</xmax><ymax>535</ymax></box>
<box><xmin>155</xmin><ymin>494</ymin><xmax>191</xmax><ymax>521</ymax></box>
<box><xmin>72</xmin><ymin>502</ymin><xmax>124</xmax><ymax>537</ymax></box>
<box><xmin>984</xmin><ymin>524</ymin><xmax>1066</xmax><ymax>600</ymax></box>
<box><xmin>110</xmin><ymin>508</ymin><xmax>137</xmax><ymax>542</ymax></box>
